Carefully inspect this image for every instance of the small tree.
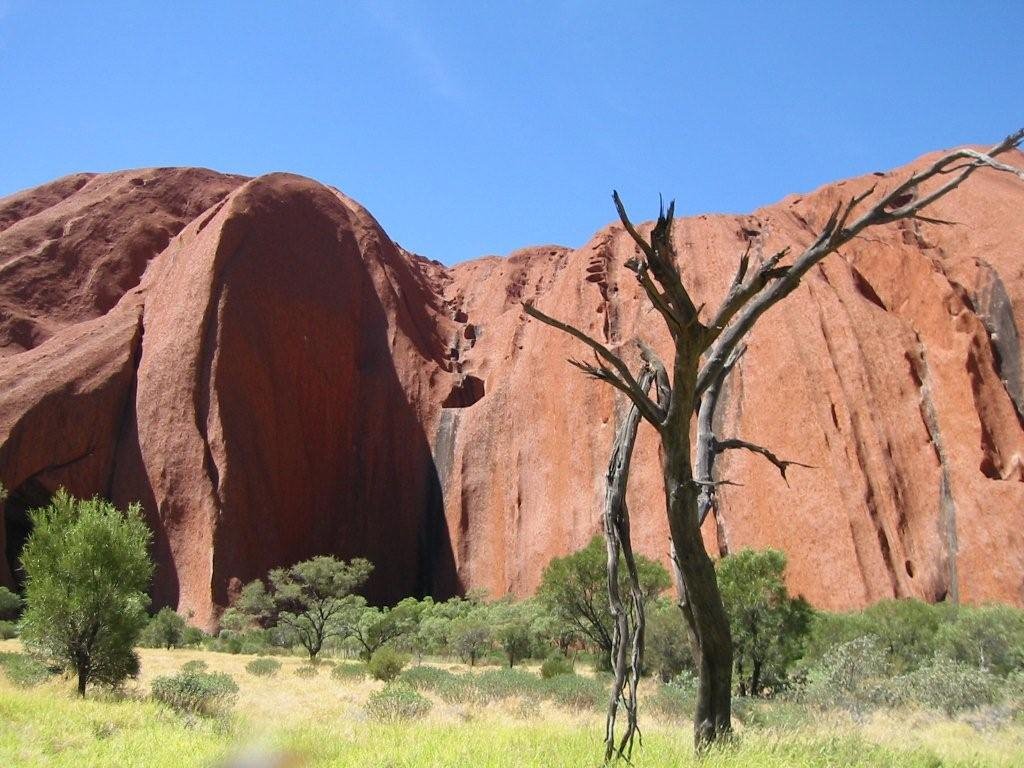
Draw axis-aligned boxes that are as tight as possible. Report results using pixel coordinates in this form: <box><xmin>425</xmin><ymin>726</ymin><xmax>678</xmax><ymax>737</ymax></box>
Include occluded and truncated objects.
<box><xmin>236</xmin><ymin>556</ymin><xmax>372</xmax><ymax>660</ymax></box>
<box><xmin>343</xmin><ymin>598</ymin><xmax>419</xmax><ymax>661</ymax></box>
<box><xmin>538</xmin><ymin>535</ymin><xmax>669</xmax><ymax>668</ymax></box>
<box><xmin>716</xmin><ymin>549</ymin><xmax>812</xmax><ymax>696</ymax></box>
<box><xmin>19</xmin><ymin>490</ymin><xmax>152</xmax><ymax>696</ymax></box>
<box><xmin>935</xmin><ymin>604</ymin><xmax>1024</xmax><ymax>677</ymax></box>
<box><xmin>412</xmin><ymin>595</ymin><xmax>479</xmax><ymax>658</ymax></box>
<box><xmin>139</xmin><ymin>607</ymin><xmax>189</xmax><ymax>649</ymax></box>
<box><xmin>491</xmin><ymin>599</ymin><xmax>544</xmax><ymax>668</ymax></box>
<box><xmin>0</xmin><ymin>586</ymin><xmax>22</xmax><ymax>620</ymax></box>
<box><xmin>645</xmin><ymin>597</ymin><xmax>694</xmax><ymax>682</ymax></box>
<box><xmin>450</xmin><ymin>610</ymin><xmax>494</xmax><ymax>666</ymax></box>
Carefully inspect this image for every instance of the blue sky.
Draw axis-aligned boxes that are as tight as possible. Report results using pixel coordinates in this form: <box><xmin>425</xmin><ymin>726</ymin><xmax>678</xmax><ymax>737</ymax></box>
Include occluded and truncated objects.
<box><xmin>1</xmin><ymin>1</ymin><xmax>1021</xmax><ymax>264</ymax></box>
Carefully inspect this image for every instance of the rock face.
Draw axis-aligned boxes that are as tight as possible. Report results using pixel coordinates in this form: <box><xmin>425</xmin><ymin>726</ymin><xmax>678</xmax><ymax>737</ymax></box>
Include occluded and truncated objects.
<box><xmin>1</xmin><ymin>149</ymin><xmax>1022</xmax><ymax>626</ymax></box>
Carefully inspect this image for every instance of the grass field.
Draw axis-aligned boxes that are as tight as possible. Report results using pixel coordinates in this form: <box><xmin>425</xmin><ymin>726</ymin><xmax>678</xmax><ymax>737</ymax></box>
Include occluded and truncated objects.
<box><xmin>1</xmin><ymin>639</ymin><xmax>1022</xmax><ymax>767</ymax></box>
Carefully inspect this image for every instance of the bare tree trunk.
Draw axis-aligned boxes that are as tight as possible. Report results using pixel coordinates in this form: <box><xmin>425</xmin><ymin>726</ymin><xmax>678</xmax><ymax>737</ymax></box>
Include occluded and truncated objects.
<box><xmin>663</xmin><ymin>430</ymin><xmax>733</xmax><ymax>749</ymax></box>
<box><xmin>603</xmin><ymin>370</ymin><xmax>653</xmax><ymax>762</ymax></box>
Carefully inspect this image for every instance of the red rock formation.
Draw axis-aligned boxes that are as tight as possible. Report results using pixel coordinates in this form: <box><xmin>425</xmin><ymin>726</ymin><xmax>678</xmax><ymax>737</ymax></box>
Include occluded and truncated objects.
<box><xmin>1</xmin><ymin>149</ymin><xmax>1022</xmax><ymax>626</ymax></box>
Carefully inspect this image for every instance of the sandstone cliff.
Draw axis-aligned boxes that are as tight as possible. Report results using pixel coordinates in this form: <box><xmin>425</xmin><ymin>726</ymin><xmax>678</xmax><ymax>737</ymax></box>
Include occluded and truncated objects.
<box><xmin>1</xmin><ymin>150</ymin><xmax>1021</xmax><ymax>626</ymax></box>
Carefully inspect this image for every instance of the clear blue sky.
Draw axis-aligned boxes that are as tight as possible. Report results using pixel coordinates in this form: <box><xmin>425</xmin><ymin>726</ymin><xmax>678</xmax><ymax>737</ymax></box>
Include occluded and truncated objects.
<box><xmin>1</xmin><ymin>1</ymin><xmax>1021</xmax><ymax>264</ymax></box>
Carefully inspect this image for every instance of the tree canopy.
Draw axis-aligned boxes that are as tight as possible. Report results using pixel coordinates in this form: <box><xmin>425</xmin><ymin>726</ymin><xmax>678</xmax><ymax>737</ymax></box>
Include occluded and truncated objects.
<box><xmin>235</xmin><ymin>555</ymin><xmax>372</xmax><ymax>659</ymax></box>
<box><xmin>537</xmin><ymin>535</ymin><xmax>669</xmax><ymax>668</ymax></box>
<box><xmin>716</xmin><ymin>548</ymin><xmax>811</xmax><ymax>696</ymax></box>
<box><xmin>19</xmin><ymin>490</ymin><xmax>153</xmax><ymax>696</ymax></box>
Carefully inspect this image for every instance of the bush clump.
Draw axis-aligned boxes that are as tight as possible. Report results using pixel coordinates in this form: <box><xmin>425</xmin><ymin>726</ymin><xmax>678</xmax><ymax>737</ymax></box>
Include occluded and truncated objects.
<box><xmin>399</xmin><ymin>665</ymin><xmax>457</xmax><ymax>691</ymax></box>
<box><xmin>934</xmin><ymin>604</ymin><xmax>1024</xmax><ymax>677</ymax></box>
<box><xmin>365</xmin><ymin>681</ymin><xmax>432</xmax><ymax>722</ymax></box>
<box><xmin>903</xmin><ymin>657</ymin><xmax>1001</xmax><ymax>715</ymax></box>
<box><xmin>0</xmin><ymin>620</ymin><xmax>17</xmax><ymax>639</ymax></box>
<box><xmin>540</xmin><ymin>654</ymin><xmax>573</xmax><ymax>679</ymax></box>
<box><xmin>151</xmin><ymin>670</ymin><xmax>239</xmax><ymax>716</ymax></box>
<box><xmin>805</xmin><ymin>636</ymin><xmax>896</xmax><ymax>711</ymax></box>
<box><xmin>472</xmin><ymin>668</ymin><xmax>540</xmax><ymax>702</ymax></box>
<box><xmin>0</xmin><ymin>652</ymin><xmax>53</xmax><ymax>687</ymax></box>
<box><xmin>245</xmin><ymin>657</ymin><xmax>282</xmax><ymax>677</ymax></box>
<box><xmin>368</xmin><ymin>646</ymin><xmax>408</xmax><ymax>682</ymax></box>
<box><xmin>541</xmin><ymin>672</ymin><xmax>607</xmax><ymax>710</ymax></box>
<box><xmin>294</xmin><ymin>664</ymin><xmax>318</xmax><ymax>678</ymax></box>
<box><xmin>331</xmin><ymin>661</ymin><xmax>368</xmax><ymax>681</ymax></box>
<box><xmin>180</xmin><ymin>659</ymin><xmax>208</xmax><ymax>674</ymax></box>
<box><xmin>648</xmin><ymin>680</ymin><xmax>694</xmax><ymax>720</ymax></box>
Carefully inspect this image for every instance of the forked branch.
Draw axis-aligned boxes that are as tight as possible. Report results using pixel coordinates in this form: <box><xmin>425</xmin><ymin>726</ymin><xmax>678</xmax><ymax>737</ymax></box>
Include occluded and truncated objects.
<box><xmin>713</xmin><ymin>438</ymin><xmax>814</xmax><ymax>485</ymax></box>
<box><xmin>697</xmin><ymin>129</ymin><xmax>1024</xmax><ymax>398</ymax></box>
<box><xmin>524</xmin><ymin>301</ymin><xmax>666</xmax><ymax>425</ymax></box>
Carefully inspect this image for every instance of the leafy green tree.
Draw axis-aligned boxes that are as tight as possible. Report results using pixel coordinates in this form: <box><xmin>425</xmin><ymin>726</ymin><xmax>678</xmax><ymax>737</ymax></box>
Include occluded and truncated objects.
<box><xmin>343</xmin><ymin>597</ymin><xmax>420</xmax><ymax>661</ymax></box>
<box><xmin>537</xmin><ymin>535</ymin><xmax>669</xmax><ymax>668</ymax></box>
<box><xmin>450</xmin><ymin>610</ymin><xmax>493</xmax><ymax>666</ymax></box>
<box><xmin>19</xmin><ymin>490</ymin><xmax>152</xmax><ymax>696</ymax></box>
<box><xmin>716</xmin><ymin>548</ymin><xmax>812</xmax><ymax>696</ymax></box>
<box><xmin>803</xmin><ymin>599</ymin><xmax>951</xmax><ymax>674</ymax></box>
<box><xmin>235</xmin><ymin>556</ymin><xmax>372</xmax><ymax>659</ymax></box>
<box><xmin>645</xmin><ymin>597</ymin><xmax>694</xmax><ymax>682</ymax></box>
<box><xmin>935</xmin><ymin>604</ymin><xmax>1024</xmax><ymax>676</ymax></box>
<box><xmin>139</xmin><ymin>607</ymin><xmax>189</xmax><ymax>649</ymax></box>
<box><xmin>0</xmin><ymin>586</ymin><xmax>22</xmax><ymax>620</ymax></box>
<box><xmin>490</xmin><ymin>598</ymin><xmax>544</xmax><ymax>668</ymax></box>
<box><xmin>412</xmin><ymin>594</ymin><xmax>480</xmax><ymax>658</ymax></box>
<box><xmin>859</xmin><ymin>598</ymin><xmax>949</xmax><ymax>672</ymax></box>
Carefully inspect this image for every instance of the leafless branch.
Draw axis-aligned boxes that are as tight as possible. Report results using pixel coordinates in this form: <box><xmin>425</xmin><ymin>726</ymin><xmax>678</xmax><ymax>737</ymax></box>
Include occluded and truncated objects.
<box><xmin>614</xmin><ymin>191</ymin><xmax>705</xmax><ymax>334</ymax></box>
<box><xmin>524</xmin><ymin>301</ymin><xmax>665</xmax><ymax>425</ymax></box>
<box><xmin>707</xmin><ymin>247</ymin><xmax>791</xmax><ymax>341</ymax></box>
<box><xmin>713</xmin><ymin>438</ymin><xmax>814</xmax><ymax>485</ymax></box>
<box><xmin>695</xmin><ymin>346</ymin><xmax>745</xmax><ymax>525</ymax></box>
<box><xmin>697</xmin><ymin>129</ymin><xmax>1024</xmax><ymax>398</ymax></box>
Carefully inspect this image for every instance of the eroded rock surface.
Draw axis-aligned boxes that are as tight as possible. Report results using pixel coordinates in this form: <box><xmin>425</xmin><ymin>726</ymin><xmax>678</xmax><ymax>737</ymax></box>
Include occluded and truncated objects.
<box><xmin>1</xmin><ymin>149</ymin><xmax>1022</xmax><ymax>625</ymax></box>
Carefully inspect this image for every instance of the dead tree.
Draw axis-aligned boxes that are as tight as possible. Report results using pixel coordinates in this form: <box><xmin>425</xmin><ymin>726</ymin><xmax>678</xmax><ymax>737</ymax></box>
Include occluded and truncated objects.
<box><xmin>524</xmin><ymin>131</ymin><xmax>1024</xmax><ymax>754</ymax></box>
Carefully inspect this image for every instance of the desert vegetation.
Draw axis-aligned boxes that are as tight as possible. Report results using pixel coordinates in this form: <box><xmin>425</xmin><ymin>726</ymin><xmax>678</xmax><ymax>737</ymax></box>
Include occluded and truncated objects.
<box><xmin>1</xmin><ymin>495</ymin><xmax>1023</xmax><ymax>766</ymax></box>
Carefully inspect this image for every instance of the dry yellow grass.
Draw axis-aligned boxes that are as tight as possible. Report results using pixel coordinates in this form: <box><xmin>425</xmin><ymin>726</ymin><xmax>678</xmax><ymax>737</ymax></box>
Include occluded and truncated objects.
<box><xmin>3</xmin><ymin>639</ymin><xmax>1023</xmax><ymax>767</ymax></box>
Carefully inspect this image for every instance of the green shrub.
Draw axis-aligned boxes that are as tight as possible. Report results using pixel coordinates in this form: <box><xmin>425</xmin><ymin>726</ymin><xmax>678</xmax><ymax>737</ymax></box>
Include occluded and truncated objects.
<box><xmin>437</xmin><ymin>675</ymin><xmax>480</xmax><ymax>704</ymax></box>
<box><xmin>19</xmin><ymin>491</ymin><xmax>152</xmax><ymax>696</ymax></box>
<box><xmin>294</xmin><ymin>664</ymin><xmax>317</xmax><ymax>678</ymax></box>
<box><xmin>0</xmin><ymin>586</ymin><xmax>22</xmax><ymax>620</ymax></box>
<box><xmin>245</xmin><ymin>657</ymin><xmax>282</xmax><ymax>677</ymax></box>
<box><xmin>648</xmin><ymin>681</ymin><xmax>694</xmax><ymax>720</ymax></box>
<box><xmin>399</xmin><ymin>665</ymin><xmax>457</xmax><ymax>691</ymax></box>
<box><xmin>181</xmin><ymin>626</ymin><xmax>206</xmax><ymax>647</ymax></box>
<box><xmin>805</xmin><ymin>636</ymin><xmax>896</xmax><ymax>711</ymax></box>
<box><xmin>540</xmin><ymin>654</ymin><xmax>573</xmax><ymax>679</ymax></box>
<box><xmin>472</xmin><ymin>668</ymin><xmax>540</xmax><ymax>702</ymax></box>
<box><xmin>0</xmin><ymin>619</ymin><xmax>17</xmax><ymax>639</ymax></box>
<box><xmin>645</xmin><ymin>599</ymin><xmax>693</xmax><ymax>682</ymax></box>
<box><xmin>0</xmin><ymin>651</ymin><xmax>52</xmax><ymax>687</ymax></box>
<box><xmin>398</xmin><ymin>668</ymin><xmax>475</xmax><ymax>703</ymax></box>
<box><xmin>138</xmin><ymin>607</ymin><xmax>189</xmax><ymax>649</ymax></box>
<box><xmin>331</xmin><ymin>661</ymin><xmax>367</xmax><ymax>681</ymax></box>
<box><xmin>935</xmin><ymin>604</ymin><xmax>1024</xmax><ymax>677</ymax></box>
<box><xmin>904</xmin><ymin>657</ymin><xmax>1001</xmax><ymax>715</ymax></box>
<box><xmin>541</xmin><ymin>673</ymin><xmax>607</xmax><ymax>710</ymax></box>
<box><xmin>151</xmin><ymin>670</ymin><xmax>238</xmax><ymax>716</ymax></box>
<box><xmin>368</xmin><ymin>646</ymin><xmax>408</xmax><ymax>682</ymax></box>
<box><xmin>365</xmin><ymin>681</ymin><xmax>432</xmax><ymax>722</ymax></box>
